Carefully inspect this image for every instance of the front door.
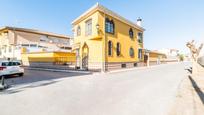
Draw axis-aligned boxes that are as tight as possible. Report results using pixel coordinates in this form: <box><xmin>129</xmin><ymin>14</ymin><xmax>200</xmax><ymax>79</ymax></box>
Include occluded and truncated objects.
<box><xmin>82</xmin><ymin>54</ymin><xmax>88</xmax><ymax>70</ymax></box>
<box><xmin>144</xmin><ymin>54</ymin><xmax>148</xmax><ymax>63</ymax></box>
<box><xmin>82</xmin><ymin>43</ymin><xmax>89</xmax><ymax>70</ymax></box>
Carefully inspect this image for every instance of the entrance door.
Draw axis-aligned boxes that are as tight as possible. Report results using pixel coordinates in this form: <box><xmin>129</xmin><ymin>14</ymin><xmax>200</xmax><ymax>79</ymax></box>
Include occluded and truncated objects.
<box><xmin>82</xmin><ymin>43</ymin><xmax>89</xmax><ymax>70</ymax></box>
<box><xmin>82</xmin><ymin>54</ymin><xmax>88</xmax><ymax>70</ymax></box>
<box><xmin>144</xmin><ymin>54</ymin><xmax>148</xmax><ymax>63</ymax></box>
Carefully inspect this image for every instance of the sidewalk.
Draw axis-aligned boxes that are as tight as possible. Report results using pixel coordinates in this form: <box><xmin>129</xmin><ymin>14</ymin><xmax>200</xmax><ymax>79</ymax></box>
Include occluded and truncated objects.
<box><xmin>25</xmin><ymin>67</ymin><xmax>93</xmax><ymax>74</ymax></box>
<box><xmin>169</xmin><ymin>72</ymin><xmax>204</xmax><ymax>115</ymax></box>
<box><xmin>25</xmin><ymin>62</ymin><xmax>180</xmax><ymax>75</ymax></box>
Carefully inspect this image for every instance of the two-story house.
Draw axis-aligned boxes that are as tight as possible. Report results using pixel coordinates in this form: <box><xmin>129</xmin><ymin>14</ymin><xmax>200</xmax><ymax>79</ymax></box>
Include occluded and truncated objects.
<box><xmin>72</xmin><ymin>3</ymin><xmax>145</xmax><ymax>71</ymax></box>
<box><xmin>0</xmin><ymin>26</ymin><xmax>72</xmax><ymax>60</ymax></box>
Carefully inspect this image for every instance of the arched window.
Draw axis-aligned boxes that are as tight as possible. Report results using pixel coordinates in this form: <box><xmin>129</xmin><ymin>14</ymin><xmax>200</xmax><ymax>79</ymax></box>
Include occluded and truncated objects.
<box><xmin>129</xmin><ymin>47</ymin><xmax>134</xmax><ymax>57</ymax></box>
<box><xmin>138</xmin><ymin>32</ymin><xmax>143</xmax><ymax>43</ymax></box>
<box><xmin>108</xmin><ymin>41</ymin><xmax>113</xmax><ymax>56</ymax></box>
<box><xmin>77</xmin><ymin>26</ymin><xmax>81</xmax><ymax>36</ymax></box>
<box><xmin>116</xmin><ymin>42</ymin><xmax>121</xmax><ymax>56</ymax></box>
<box><xmin>110</xmin><ymin>20</ymin><xmax>114</xmax><ymax>33</ymax></box>
<box><xmin>85</xmin><ymin>19</ymin><xmax>92</xmax><ymax>36</ymax></box>
<box><xmin>105</xmin><ymin>18</ymin><xmax>110</xmax><ymax>32</ymax></box>
<box><xmin>105</xmin><ymin>18</ymin><xmax>115</xmax><ymax>34</ymax></box>
<box><xmin>129</xmin><ymin>28</ymin><xmax>134</xmax><ymax>39</ymax></box>
<box><xmin>138</xmin><ymin>49</ymin><xmax>142</xmax><ymax>59</ymax></box>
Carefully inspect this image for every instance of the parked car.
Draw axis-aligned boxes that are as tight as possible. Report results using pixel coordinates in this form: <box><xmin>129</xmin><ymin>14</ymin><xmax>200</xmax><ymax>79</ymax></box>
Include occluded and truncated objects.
<box><xmin>0</xmin><ymin>61</ymin><xmax>24</xmax><ymax>77</ymax></box>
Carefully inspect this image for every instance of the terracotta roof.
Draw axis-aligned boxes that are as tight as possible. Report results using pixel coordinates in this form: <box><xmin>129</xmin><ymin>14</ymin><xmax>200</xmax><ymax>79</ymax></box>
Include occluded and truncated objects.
<box><xmin>150</xmin><ymin>50</ymin><xmax>166</xmax><ymax>55</ymax></box>
<box><xmin>72</xmin><ymin>3</ymin><xmax>145</xmax><ymax>31</ymax></box>
<box><xmin>0</xmin><ymin>26</ymin><xmax>72</xmax><ymax>39</ymax></box>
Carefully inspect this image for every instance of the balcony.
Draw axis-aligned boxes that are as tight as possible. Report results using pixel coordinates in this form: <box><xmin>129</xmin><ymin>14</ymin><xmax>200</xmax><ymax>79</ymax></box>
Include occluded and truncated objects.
<box><xmin>89</xmin><ymin>35</ymin><xmax>102</xmax><ymax>40</ymax></box>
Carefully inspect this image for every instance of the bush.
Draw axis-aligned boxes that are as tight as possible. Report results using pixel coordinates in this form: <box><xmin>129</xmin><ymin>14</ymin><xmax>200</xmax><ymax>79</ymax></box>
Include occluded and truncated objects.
<box><xmin>179</xmin><ymin>54</ymin><xmax>184</xmax><ymax>61</ymax></box>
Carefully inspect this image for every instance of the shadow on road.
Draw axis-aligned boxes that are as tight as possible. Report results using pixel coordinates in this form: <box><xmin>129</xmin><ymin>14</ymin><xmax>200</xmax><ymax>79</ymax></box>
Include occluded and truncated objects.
<box><xmin>1</xmin><ymin>69</ymin><xmax>92</xmax><ymax>95</ymax></box>
<box><xmin>188</xmin><ymin>75</ymin><xmax>204</xmax><ymax>105</ymax></box>
<box><xmin>185</xmin><ymin>67</ymin><xmax>192</xmax><ymax>74</ymax></box>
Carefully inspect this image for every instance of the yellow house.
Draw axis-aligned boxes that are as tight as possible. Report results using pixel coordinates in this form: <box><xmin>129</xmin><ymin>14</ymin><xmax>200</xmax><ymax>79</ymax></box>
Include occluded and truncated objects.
<box><xmin>72</xmin><ymin>3</ymin><xmax>145</xmax><ymax>71</ymax></box>
<box><xmin>148</xmin><ymin>51</ymin><xmax>167</xmax><ymax>65</ymax></box>
<box><xmin>21</xmin><ymin>51</ymin><xmax>76</xmax><ymax>69</ymax></box>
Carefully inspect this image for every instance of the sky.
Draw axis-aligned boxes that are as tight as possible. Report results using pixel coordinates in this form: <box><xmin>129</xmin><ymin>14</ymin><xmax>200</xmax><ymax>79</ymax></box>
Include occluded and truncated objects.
<box><xmin>0</xmin><ymin>0</ymin><xmax>204</xmax><ymax>54</ymax></box>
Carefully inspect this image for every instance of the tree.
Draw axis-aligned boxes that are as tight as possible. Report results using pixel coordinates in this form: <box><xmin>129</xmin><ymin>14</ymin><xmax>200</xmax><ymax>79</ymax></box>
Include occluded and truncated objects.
<box><xmin>179</xmin><ymin>54</ymin><xmax>184</xmax><ymax>61</ymax></box>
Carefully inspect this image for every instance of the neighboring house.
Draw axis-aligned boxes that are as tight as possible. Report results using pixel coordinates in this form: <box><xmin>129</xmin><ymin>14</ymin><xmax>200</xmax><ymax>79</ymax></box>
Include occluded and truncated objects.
<box><xmin>157</xmin><ymin>48</ymin><xmax>179</xmax><ymax>62</ymax></box>
<box><xmin>21</xmin><ymin>51</ymin><xmax>76</xmax><ymax>69</ymax></box>
<box><xmin>0</xmin><ymin>26</ymin><xmax>73</xmax><ymax>60</ymax></box>
<box><xmin>72</xmin><ymin>3</ymin><xmax>145</xmax><ymax>71</ymax></box>
<box><xmin>148</xmin><ymin>50</ymin><xmax>167</xmax><ymax>65</ymax></box>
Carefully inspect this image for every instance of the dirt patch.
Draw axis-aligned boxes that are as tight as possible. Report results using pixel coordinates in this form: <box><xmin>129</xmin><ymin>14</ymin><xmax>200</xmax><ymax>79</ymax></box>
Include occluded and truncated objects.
<box><xmin>169</xmin><ymin>73</ymin><xmax>204</xmax><ymax>115</ymax></box>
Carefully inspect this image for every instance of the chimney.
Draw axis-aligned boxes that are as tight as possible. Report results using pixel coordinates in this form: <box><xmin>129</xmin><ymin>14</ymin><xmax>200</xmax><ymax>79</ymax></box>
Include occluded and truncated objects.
<box><xmin>137</xmin><ymin>17</ymin><xmax>142</xmax><ymax>27</ymax></box>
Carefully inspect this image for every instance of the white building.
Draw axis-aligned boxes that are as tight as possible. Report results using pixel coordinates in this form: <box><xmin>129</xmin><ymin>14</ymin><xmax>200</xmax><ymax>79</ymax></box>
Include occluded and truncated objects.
<box><xmin>156</xmin><ymin>48</ymin><xmax>179</xmax><ymax>61</ymax></box>
<box><xmin>0</xmin><ymin>26</ymin><xmax>73</xmax><ymax>60</ymax></box>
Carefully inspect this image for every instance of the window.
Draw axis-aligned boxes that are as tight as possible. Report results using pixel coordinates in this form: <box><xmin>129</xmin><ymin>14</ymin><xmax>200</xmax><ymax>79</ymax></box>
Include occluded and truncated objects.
<box><xmin>9</xmin><ymin>46</ymin><xmax>12</xmax><ymax>52</ymax></box>
<box><xmin>40</xmin><ymin>39</ymin><xmax>46</xmax><ymax>42</ymax></box>
<box><xmin>16</xmin><ymin>62</ymin><xmax>21</xmax><ymax>66</ymax></box>
<box><xmin>30</xmin><ymin>44</ymin><xmax>37</xmax><ymax>47</ymax></box>
<box><xmin>12</xmin><ymin>62</ymin><xmax>17</xmax><ymax>66</ymax></box>
<box><xmin>138</xmin><ymin>49</ymin><xmax>142</xmax><ymax>59</ymax></box>
<box><xmin>121</xmin><ymin>64</ymin><xmax>126</xmax><ymax>68</ymax></box>
<box><xmin>40</xmin><ymin>36</ymin><xmax>48</xmax><ymax>42</ymax></box>
<box><xmin>4</xmin><ymin>46</ymin><xmax>6</xmax><ymax>53</ymax></box>
<box><xmin>60</xmin><ymin>47</ymin><xmax>71</xmax><ymax>50</ymax></box>
<box><xmin>108</xmin><ymin>41</ymin><xmax>113</xmax><ymax>56</ymax></box>
<box><xmin>2</xmin><ymin>62</ymin><xmax>14</xmax><ymax>66</ymax></box>
<box><xmin>10</xmin><ymin>62</ymin><xmax>21</xmax><ymax>66</ymax></box>
<box><xmin>116</xmin><ymin>42</ymin><xmax>121</xmax><ymax>56</ymax></box>
<box><xmin>2</xmin><ymin>62</ymin><xmax>9</xmax><ymax>66</ymax></box>
<box><xmin>134</xmin><ymin>63</ymin><xmax>138</xmax><ymax>67</ymax></box>
<box><xmin>105</xmin><ymin>18</ymin><xmax>114</xmax><ymax>34</ymax></box>
<box><xmin>129</xmin><ymin>47</ymin><xmax>134</xmax><ymax>57</ymax></box>
<box><xmin>21</xmin><ymin>44</ymin><xmax>29</xmax><ymax>47</ymax></box>
<box><xmin>77</xmin><ymin>26</ymin><xmax>81</xmax><ymax>36</ymax></box>
<box><xmin>138</xmin><ymin>32</ymin><xmax>143</xmax><ymax>43</ymax></box>
<box><xmin>38</xmin><ymin>45</ymin><xmax>48</xmax><ymax>48</ymax></box>
<box><xmin>129</xmin><ymin>28</ymin><xmax>134</xmax><ymax>39</ymax></box>
<box><xmin>85</xmin><ymin>19</ymin><xmax>92</xmax><ymax>36</ymax></box>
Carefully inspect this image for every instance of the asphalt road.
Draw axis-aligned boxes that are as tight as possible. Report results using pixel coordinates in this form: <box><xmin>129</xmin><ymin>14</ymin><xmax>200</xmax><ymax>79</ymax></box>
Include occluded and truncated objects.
<box><xmin>4</xmin><ymin>69</ymin><xmax>91</xmax><ymax>86</ymax></box>
<box><xmin>0</xmin><ymin>62</ymin><xmax>190</xmax><ymax>115</ymax></box>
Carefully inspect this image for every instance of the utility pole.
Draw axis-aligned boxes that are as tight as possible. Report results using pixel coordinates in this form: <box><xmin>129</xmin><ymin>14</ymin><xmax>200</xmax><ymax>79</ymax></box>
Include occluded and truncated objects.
<box><xmin>12</xmin><ymin>27</ymin><xmax>16</xmax><ymax>61</ymax></box>
<box><xmin>12</xmin><ymin>20</ymin><xmax>22</xmax><ymax>61</ymax></box>
<box><xmin>0</xmin><ymin>76</ymin><xmax>9</xmax><ymax>90</ymax></box>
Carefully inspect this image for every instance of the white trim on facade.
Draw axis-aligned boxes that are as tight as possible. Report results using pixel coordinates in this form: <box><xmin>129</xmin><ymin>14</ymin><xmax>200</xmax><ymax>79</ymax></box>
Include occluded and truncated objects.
<box><xmin>72</xmin><ymin>3</ymin><xmax>145</xmax><ymax>31</ymax></box>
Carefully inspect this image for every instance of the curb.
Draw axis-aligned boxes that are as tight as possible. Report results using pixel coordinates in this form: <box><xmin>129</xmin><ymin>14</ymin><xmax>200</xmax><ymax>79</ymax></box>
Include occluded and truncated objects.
<box><xmin>107</xmin><ymin>62</ymin><xmax>181</xmax><ymax>74</ymax></box>
<box><xmin>25</xmin><ymin>62</ymin><xmax>183</xmax><ymax>75</ymax></box>
<box><xmin>25</xmin><ymin>67</ymin><xmax>93</xmax><ymax>74</ymax></box>
<box><xmin>107</xmin><ymin>65</ymin><xmax>152</xmax><ymax>74</ymax></box>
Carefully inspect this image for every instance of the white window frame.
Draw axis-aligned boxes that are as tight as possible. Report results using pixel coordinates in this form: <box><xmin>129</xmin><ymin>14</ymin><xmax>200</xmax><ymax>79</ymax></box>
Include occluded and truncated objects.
<box><xmin>85</xmin><ymin>19</ymin><xmax>92</xmax><ymax>36</ymax></box>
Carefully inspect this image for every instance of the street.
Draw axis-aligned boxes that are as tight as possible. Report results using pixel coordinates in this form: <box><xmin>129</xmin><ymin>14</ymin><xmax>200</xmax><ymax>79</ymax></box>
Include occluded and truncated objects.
<box><xmin>0</xmin><ymin>62</ymin><xmax>190</xmax><ymax>115</ymax></box>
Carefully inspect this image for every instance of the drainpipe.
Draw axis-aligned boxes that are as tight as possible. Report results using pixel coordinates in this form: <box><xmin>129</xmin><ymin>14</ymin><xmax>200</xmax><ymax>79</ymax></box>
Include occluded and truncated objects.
<box><xmin>147</xmin><ymin>53</ymin><xmax>150</xmax><ymax>67</ymax></box>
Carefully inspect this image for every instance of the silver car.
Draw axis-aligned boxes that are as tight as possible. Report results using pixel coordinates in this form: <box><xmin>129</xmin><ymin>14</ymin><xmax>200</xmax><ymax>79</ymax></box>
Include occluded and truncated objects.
<box><xmin>0</xmin><ymin>61</ymin><xmax>24</xmax><ymax>77</ymax></box>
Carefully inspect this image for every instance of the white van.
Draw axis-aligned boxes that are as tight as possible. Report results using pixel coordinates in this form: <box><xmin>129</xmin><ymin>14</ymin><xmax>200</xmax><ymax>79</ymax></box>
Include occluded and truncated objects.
<box><xmin>0</xmin><ymin>61</ymin><xmax>24</xmax><ymax>77</ymax></box>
